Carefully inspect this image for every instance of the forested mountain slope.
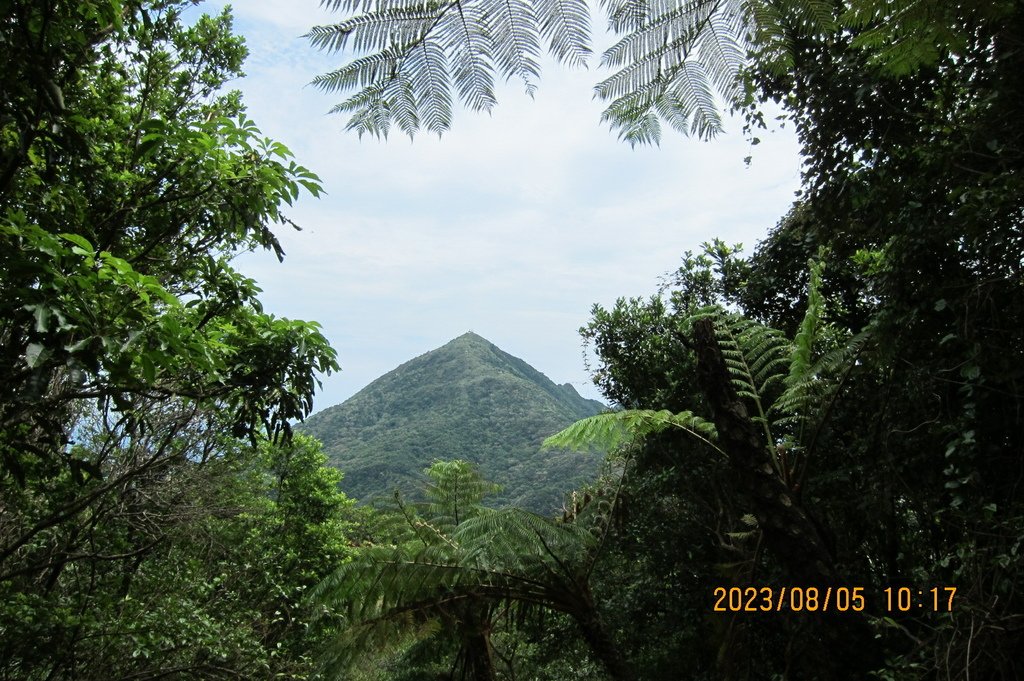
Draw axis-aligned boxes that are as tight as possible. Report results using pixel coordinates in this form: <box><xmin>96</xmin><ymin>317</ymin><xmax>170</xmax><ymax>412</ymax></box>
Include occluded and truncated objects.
<box><xmin>301</xmin><ymin>332</ymin><xmax>605</xmax><ymax>511</ymax></box>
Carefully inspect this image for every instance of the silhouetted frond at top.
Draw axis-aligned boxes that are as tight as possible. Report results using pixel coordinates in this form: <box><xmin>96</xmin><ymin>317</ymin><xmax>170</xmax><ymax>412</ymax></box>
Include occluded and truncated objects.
<box><xmin>308</xmin><ymin>0</ymin><xmax>844</xmax><ymax>141</ymax></box>
<box><xmin>595</xmin><ymin>0</ymin><xmax>746</xmax><ymax>142</ymax></box>
<box><xmin>308</xmin><ymin>0</ymin><xmax>589</xmax><ymax>138</ymax></box>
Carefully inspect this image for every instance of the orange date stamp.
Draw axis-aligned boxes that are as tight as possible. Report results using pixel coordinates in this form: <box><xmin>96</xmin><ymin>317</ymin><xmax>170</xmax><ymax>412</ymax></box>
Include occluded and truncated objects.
<box><xmin>712</xmin><ymin>586</ymin><xmax>957</xmax><ymax>613</ymax></box>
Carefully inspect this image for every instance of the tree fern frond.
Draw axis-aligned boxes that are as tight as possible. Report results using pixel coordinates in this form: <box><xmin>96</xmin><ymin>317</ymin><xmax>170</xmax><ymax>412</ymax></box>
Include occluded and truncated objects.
<box><xmin>771</xmin><ymin>328</ymin><xmax>872</xmax><ymax>428</ymax></box>
<box><xmin>331</xmin><ymin>85</ymin><xmax>395</xmax><ymax>137</ymax></box>
<box><xmin>743</xmin><ymin>0</ymin><xmax>794</xmax><ymax>73</ymax></box>
<box><xmin>407</xmin><ymin>38</ymin><xmax>454</xmax><ymax>135</ymax></box>
<box><xmin>651</xmin><ymin>87</ymin><xmax>700</xmax><ymax>137</ymax></box>
<box><xmin>599</xmin><ymin>81</ymin><xmax>667</xmax><ymax>145</ymax></box>
<box><xmin>309</xmin><ymin>459</ymin><xmax>634</xmax><ymax>675</ymax></box>
<box><xmin>312</xmin><ymin>0</ymin><xmax>749</xmax><ymax>141</ymax></box>
<box><xmin>675</xmin><ymin>60</ymin><xmax>722</xmax><ymax>137</ymax></box>
<box><xmin>390</xmin><ymin>74</ymin><xmax>423</xmax><ymax>135</ymax></box>
<box><xmin>439</xmin><ymin>2</ymin><xmax>499</xmax><ymax>111</ymax></box>
<box><xmin>595</xmin><ymin>0</ymin><xmax>742</xmax><ymax>139</ymax></box>
<box><xmin>305</xmin><ymin>23</ymin><xmax>355</xmax><ymax>53</ymax></box>
<box><xmin>608</xmin><ymin>109</ymin><xmax>663</xmax><ymax>146</ymax></box>
<box><xmin>596</xmin><ymin>33</ymin><xmax>694</xmax><ymax>100</ymax></box>
<box><xmin>713</xmin><ymin>313</ymin><xmax>789</xmax><ymax>410</ymax></box>
<box><xmin>310</xmin><ymin>49</ymin><xmax>404</xmax><ymax>92</ymax></box>
<box><xmin>536</xmin><ymin>0</ymin><xmax>592</xmax><ymax>67</ymax></box>
<box><xmin>312</xmin><ymin>518</ymin><xmax>582</xmax><ymax>669</ymax></box>
<box><xmin>787</xmin><ymin>258</ymin><xmax>824</xmax><ymax>387</ymax></box>
<box><xmin>420</xmin><ymin>459</ymin><xmax>500</xmax><ymax>528</ymax></box>
<box><xmin>792</xmin><ymin>0</ymin><xmax>838</xmax><ymax>35</ymax></box>
<box><xmin>767</xmin><ymin>257</ymin><xmax>874</xmax><ymax>457</ymax></box>
<box><xmin>328</xmin><ymin>73</ymin><xmax>424</xmax><ymax>137</ymax></box>
<box><xmin>688</xmin><ymin>308</ymin><xmax>793</xmax><ymax>463</ymax></box>
<box><xmin>479</xmin><ymin>0</ymin><xmax>543</xmax><ymax>92</ymax></box>
<box><xmin>599</xmin><ymin>0</ymin><xmax>651</xmax><ymax>34</ymax></box>
<box><xmin>456</xmin><ymin>508</ymin><xmax>595</xmax><ymax>572</ymax></box>
<box><xmin>599</xmin><ymin>4</ymin><xmax>703</xmax><ymax>68</ymax></box>
<box><xmin>694</xmin><ymin>11</ymin><xmax>745</xmax><ymax>96</ymax></box>
<box><xmin>747</xmin><ymin>349</ymin><xmax>789</xmax><ymax>387</ymax></box>
<box><xmin>543</xmin><ymin>408</ymin><xmax>720</xmax><ymax>454</ymax></box>
<box><xmin>321</xmin><ymin>0</ymin><xmax>419</xmax><ymax>13</ymax></box>
<box><xmin>306</xmin><ymin>6</ymin><xmax>441</xmax><ymax>54</ymax></box>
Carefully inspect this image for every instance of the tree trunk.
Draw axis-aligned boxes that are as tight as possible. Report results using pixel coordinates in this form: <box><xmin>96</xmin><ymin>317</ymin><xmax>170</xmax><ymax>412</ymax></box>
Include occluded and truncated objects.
<box><xmin>570</xmin><ymin>584</ymin><xmax>636</xmax><ymax>681</ymax></box>
<box><xmin>693</xmin><ymin>319</ymin><xmax>836</xmax><ymax>584</ymax></box>
<box><xmin>691</xmin><ymin>318</ymin><xmax>881</xmax><ymax>679</ymax></box>
<box><xmin>462</xmin><ymin>614</ymin><xmax>497</xmax><ymax>681</ymax></box>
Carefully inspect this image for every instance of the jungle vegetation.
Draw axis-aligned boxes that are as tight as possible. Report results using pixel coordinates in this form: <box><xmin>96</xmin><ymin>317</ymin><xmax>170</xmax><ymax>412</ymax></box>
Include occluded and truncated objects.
<box><xmin>2</xmin><ymin>0</ymin><xmax>1022</xmax><ymax>679</ymax></box>
<box><xmin>0</xmin><ymin>2</ymin><xmax>349</xmax><ymax>677</ymax></box>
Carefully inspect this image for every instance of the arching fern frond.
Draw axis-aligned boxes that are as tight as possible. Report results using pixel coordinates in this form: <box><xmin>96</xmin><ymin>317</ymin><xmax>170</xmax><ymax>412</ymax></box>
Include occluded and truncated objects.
<box><xmin>536</xmin><ymin>0</ymin><xmax>593</xmax><ymax>66</ymax></box>
<box><xmin>770</xmin><ymin>327</ymin><xmax>872</xmax><ymax>435</ymax></box>
<box><xmin>311</xmin><ymin>499</ymin><xmax>606</xmax><ymax>675</ymax></box>
<box><xmin>479</xmin><ymin>0</ymin><xmax>544</xmax><ymax>92</ymax></box>
<box><xmin>786</xmin><ymin>257</ymin><xmax>825</xmax><ymax>387</ymax></box>
<box><xmin>766</xmin><ymin>257</ymin><xmax>874</xmax><ymax>462</ymax></box>
<box><xmin>442</xmin><ymin>0</ymin><xmax>498</xmax><ymax>110</ymax></box>
<box><xmin>543</xmin><ymin>408</ymin><xmax>721</xmax><ymax>455</ymax></box>
<box><xmin>455</xmin><ymin>507</ymin><xmax>596</xmax><ymax>572</ymax></box>
<box><xmin>406</xmin><ymin>38</ymin><xmax>454</xmax><ymax>134</ymax></box>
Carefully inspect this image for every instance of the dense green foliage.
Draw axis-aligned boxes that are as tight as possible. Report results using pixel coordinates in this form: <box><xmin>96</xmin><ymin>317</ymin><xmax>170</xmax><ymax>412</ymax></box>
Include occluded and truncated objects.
<box><xmin>301</xmin><ymin>332</ymin><xmax>606</xmax><ymax>512</ymax></box>
<box><xmin>0</xmin><ymin>2</ymin><xmax>350</xmax><ymax>677</ymax></box>
<box><xmin>2</xmin><ymin>428</ymin><xmax>355</xmax><ymax>678</ymax></box>
<box><xmin>1</xmin><ymin>2</ymin><xmax>336</xmax><ymax>464</ymax></box>
<box><xmin>313</xmin><ymin>459</ymin><xmax>630</xmax><ymax>681</ymax></box>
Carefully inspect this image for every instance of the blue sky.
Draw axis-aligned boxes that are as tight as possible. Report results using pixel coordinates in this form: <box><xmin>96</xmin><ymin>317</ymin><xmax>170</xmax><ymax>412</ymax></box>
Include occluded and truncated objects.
<box><xmin>198</xmin><ymin>0</ymin><xmax>803</xmax><ymax>411</ymax></box>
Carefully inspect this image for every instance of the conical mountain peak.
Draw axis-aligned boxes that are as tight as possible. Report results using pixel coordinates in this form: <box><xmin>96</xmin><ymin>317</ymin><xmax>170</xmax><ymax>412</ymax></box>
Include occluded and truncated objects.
<box><xmin>300</xmin><ymin>335</ymin><xmax>604</xmax><ymax>512</ymax></box>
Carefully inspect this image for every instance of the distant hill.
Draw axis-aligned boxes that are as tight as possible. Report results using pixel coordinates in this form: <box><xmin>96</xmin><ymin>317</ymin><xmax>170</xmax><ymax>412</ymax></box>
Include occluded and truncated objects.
<box><xmin>300</xmin><ymin>332</ymin><xmax>606</xmax><ymax>513</ymax></box>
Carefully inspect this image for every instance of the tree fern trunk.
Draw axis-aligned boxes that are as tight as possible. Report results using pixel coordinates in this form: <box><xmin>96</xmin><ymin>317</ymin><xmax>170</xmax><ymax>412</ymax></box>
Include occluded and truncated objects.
<box><xmin>570</xmin><ymin>584</ymin><xmax>636</xmax><ymax>681</ymax></box>
<box><xmin>693</xmin><ymin>318</ymin><xmax>836</xmax><ymax>583</ymax></box>
<box><xmin>691</xmin><ymin>318</ymin><xmax>880</xmax><ymax>679</ymax></box>
<box><xmin>463</xmin><ymin>616</ymin><xmax>497</xmax><ymax>681</ymax></box>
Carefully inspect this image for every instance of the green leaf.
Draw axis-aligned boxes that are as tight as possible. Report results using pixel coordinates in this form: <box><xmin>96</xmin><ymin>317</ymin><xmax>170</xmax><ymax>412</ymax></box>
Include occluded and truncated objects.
<box><xmin>137</xmin><ymin>133</ymin><xmax>164</xmax><ymax>159</ymax></box>
<box><xmin>140</xmin><ymin>353</ymin><xmax>156</xmax><ymax>384</ymax></box>
<box><xmin>59</xmin><ymin>232</ymin><xmax>95</xmax><ymax>254</ymax></box>
<box><xmin>25</xmin><ymin>343</ymin><xmax>48</xmax><ymax>368</ymax></box>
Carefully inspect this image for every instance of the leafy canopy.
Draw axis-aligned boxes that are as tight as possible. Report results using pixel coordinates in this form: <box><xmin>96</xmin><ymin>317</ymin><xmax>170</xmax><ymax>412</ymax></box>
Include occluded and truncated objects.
<box><xmin>1</xmin><ymin>0</ymin><xmax>338</xmax><ymax>487</ymax></box>
<box><xmin>1</xmin><ymin>3</ymin><xmax>347</xmax><ymax>677</ymax></box>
